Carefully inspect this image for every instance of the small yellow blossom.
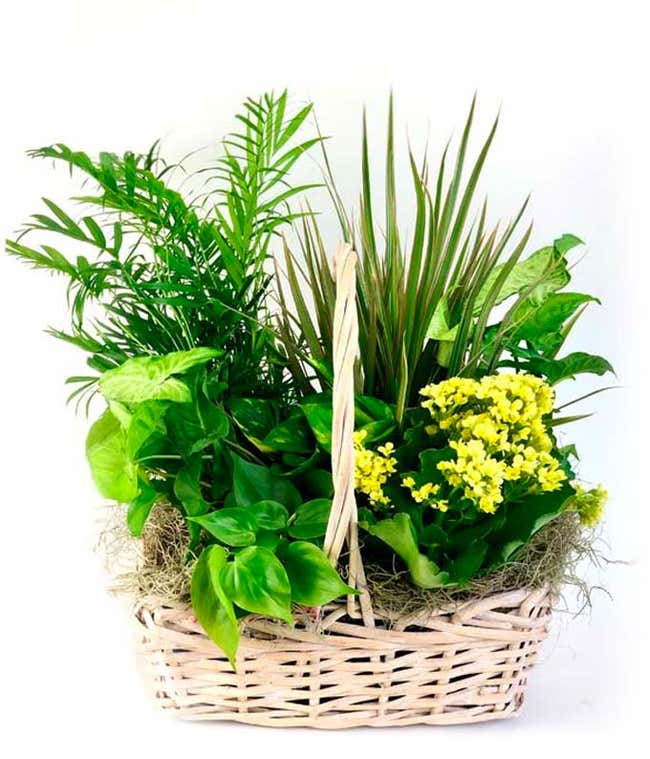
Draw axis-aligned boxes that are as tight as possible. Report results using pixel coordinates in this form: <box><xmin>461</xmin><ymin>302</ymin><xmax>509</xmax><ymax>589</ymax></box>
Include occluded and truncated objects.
<box><xmin>353</xmin><ymin>429</ymin><xmax>396</xmax><ymax>507</ymax></box>
<box><xmin>420</xmin><ymin>373</ymin><xmax>566</xmax><ymax>513</ymax></box>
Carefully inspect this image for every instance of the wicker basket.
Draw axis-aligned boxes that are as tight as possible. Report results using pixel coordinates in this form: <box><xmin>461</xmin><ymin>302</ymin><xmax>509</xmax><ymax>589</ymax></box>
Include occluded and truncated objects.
<box><xmin>133</xmin><ymin>245</ymin><xmax>552</xmax><ymax>727</ymax></box>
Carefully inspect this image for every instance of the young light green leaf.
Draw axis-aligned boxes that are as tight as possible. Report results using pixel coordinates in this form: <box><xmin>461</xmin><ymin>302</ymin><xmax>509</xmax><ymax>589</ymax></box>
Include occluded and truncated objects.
<box><xmin>190</xmin><ymin>546</ymin><xmax>239</xmax><ymax>668</ymax></box>
<box><xmin>86</xmin><ymin>409</ymin><xmax>139</xmax><ymax>502</ymax></box>
<box><xmin>99</xmin><ymin>348</ymin><xmax>221</xmax><ymax>404</ymax></box>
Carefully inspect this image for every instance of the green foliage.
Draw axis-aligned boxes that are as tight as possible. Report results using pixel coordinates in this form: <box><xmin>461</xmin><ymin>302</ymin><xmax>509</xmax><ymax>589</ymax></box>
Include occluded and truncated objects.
<box><xmin>190</xmin><ymin>546</ymin><xmax>239</xmax><ymax>668</ymax></box>
<box><xmin>279</xmin><ymin>541</ymin><xmax>357</xmax><ymax>606</ymax></box>
<box><xmin>278</xmin><ymin>99</ymin><xmax>613</xmax><ymax>412</ymax></box>
<box><xmin>82</xmin><ymin>346</ymin><xmax>355</xmax><ymax>664</ymax></box>
<box><xmin>363</xmin><ymin>513</ymin><xmax>449</xmax><ymax>588</ymax></box>
<box><xmin>85</xmin><ymin>409</ymin><xmax>139</xmax><ymax>503</ymax></box>
<box><xmin>7</xmin><ymin>91</ymin><xmax>321</xmax><ymax>408</ymax></box>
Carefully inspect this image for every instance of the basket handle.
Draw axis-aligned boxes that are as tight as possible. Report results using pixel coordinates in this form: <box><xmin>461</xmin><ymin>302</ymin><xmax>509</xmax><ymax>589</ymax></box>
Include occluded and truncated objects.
<box><xmin>323</xmin><ymin>244</ymin><xmax>374</xmax><ymax>626</ymax></box>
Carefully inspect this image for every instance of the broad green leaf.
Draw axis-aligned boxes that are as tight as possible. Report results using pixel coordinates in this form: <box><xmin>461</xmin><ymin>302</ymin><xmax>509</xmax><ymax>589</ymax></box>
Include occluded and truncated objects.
<box><xmin>511</xmin><ymin>292</ymin><xmax>598</xmax><ymax>351</ymax></box>
<box><xmin>190</xmin><ymin>546</ymin><xmax>239</xmax><ymax>668</ymax></box>
<box><xmin>523</xmin><ymin>351</ymin><xmax>614</xmax><ymax>384</ymax></box>
<box><xmin>99</xmin><ymin>348</ymin><xmax>221</xmax><ymax>404</ymax></box>
<box><xmin>553</xmin><ymin>233</ymin><xmax>584</xmax><ymax>255</ymax></box>
<box><xmin>126</xmin><ymin>477</ymin><xmax>159</xmax><ymax>537</ymax></box>
<box><xmin>355</xmin><ymin>395</ymin><xmax>395</xmax><ymax>424</ymax></box>
<box><xmin>191</xmin><ymin>508</ymin><xmax>257</xmax><ymax>547</ymax></box>
<box><xmin>473</xmin><ymin>235</ymin><xmax>583</xmax><ymax>312</ymax></box>
<box><xmin>297</xmin><ymin>468</ymin><xmax>334</xmax><ymax>499</ymax></box>
<box><xmin>246</xmin><ymin>500</ymin><xmax>289</xmax><ymax>531</ymax></box>
<box><xmin>262</xmin><ymin>414</ymin><xmax>313</xmax><ymax>454</ymax></box>
<box><xmin>174</xmin><ymin>455</ymin><xmax>210</xmax><ymax>517</ymax></box>
<box><xmin>490</xmin><ymin>485</ymin><xmax>572</xmax><ymax>562</ymax></box>
<box><xmin>232</xmin><ymin>455</ymin><xmax>301</xmax><ymax>511</ymax></box>
<box><xmin>366</xmin><ymin>513</ymin><xmax>448</xmax><ymax>589</ymax></box>
<box><xmin>221</xmin><ymin>546</ymin><xmax>293</xmax><ymax>624</ymax></box>
<box><xmin>166</xmin><ymin>394</ymin><xmax>229</xmax><ymax>458</ymax></box>
<box><xmin>448</xmin><ymin>539</ymin><xmax>489</xmax><ymax>584</ymax></box>
<box><xmin>299</xmin><ymin>399</ymin><xmax>333</xmax><ymax>452</ymax></box>
<box><xmin>228</xmin><ymin>397</ymin><xmax>278</xmax><ymax>452</ymax></box>
<box><xmin>280</xmin><ymin>541</ymin><xmax>356</xmax><ymax>606</ymax></box>
<box><xmin>426</xmin><ymin>297</ymin><xmax>459</xmax><ymax>341</ymax></box>
<box><xmin>126</xmin><ymin>401</ymin><xmax>168</xmax><ymax>460</ymax></box>
<box><xmin>287</xmin><ymin>499</ymin><xmax>332</xmax><ymax>539</ymax></box>
<box><xmin>86</xmin><ymin>409</ymin><xmax>138</xmax><ymax>502</ymax></box>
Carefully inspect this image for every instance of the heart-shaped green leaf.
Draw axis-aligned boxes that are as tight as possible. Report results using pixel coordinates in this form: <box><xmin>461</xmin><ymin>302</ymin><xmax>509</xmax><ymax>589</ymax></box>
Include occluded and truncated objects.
<box><xmin>86</xmin><ymin>409</ymin><xmax>139</xmax><ymax>502</ymax></box>
<box><xmin>221</xmin><ymin>546</ymin><xmax>293</xmax><ymax>624</ymax></box>
<box><xmin>246</xmin><ymin>500</ymin><xmax>289</xmax><ymax>531</ymax></box>
<box><xmin>287</xmin><ymin>499</ymin><xmax>332</xmax><ymax>539</ymax></box>
<box><xmin>190</xmin><ymin>546</ymin><xmax>239</xmax><ymax>668</ymax></box>
<box><xmin>99</xmin><ymin>348</ymin><xmax>221</xmax><ymax>404</ymax></box>
<box><xmin>191</xmin><ymin>508</ymin><xmax>257</xmax><ymax>547</ymax></box>
<box><xmin>232</xmin><ymin>455</ymin><xmax>301</xmax><ymax>510</ymax></box>
<box><xmin>280</xmin><ymin>541</ymin><xmax>356</xmax><ymax>606</ymax></box>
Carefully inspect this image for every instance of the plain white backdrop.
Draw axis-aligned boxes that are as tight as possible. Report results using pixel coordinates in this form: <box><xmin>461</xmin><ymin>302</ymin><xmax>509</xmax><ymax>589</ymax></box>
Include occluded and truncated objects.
<box><xmin>0</xmin><ymin>1</ymin><xmax>647</xmax><ymax>756</ymax></box>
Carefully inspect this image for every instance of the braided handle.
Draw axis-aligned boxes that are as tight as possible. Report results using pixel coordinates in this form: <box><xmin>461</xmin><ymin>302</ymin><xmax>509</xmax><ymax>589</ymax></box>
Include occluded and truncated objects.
<box><xmin>323</xmin><ymin>244</ymin><xmax>374</xmax><ymax>626</ymax></box>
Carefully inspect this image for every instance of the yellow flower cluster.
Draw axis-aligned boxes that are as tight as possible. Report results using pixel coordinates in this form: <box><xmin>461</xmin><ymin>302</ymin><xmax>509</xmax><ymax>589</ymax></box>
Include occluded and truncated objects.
<box><xmin>570</xmin><ymin>484</ymin><xmax>608</xmax><ymax>527</ymax></box>
<box><xmin>420</xmin><ymin>373</ymin><xmax>566</xmax><ymax>514</ymax></box>
<box><xmin>353</xmin><ymin>430</ymin><xmax>397</xmax><ymax>506</ymax></box>
<box><xmin>401</xmin><ymin>476</ymin><xmax>449</xmax><ymax>512</ymax></box>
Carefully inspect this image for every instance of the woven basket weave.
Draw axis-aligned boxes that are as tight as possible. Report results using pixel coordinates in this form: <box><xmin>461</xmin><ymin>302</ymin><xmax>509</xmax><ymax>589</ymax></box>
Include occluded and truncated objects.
<box><xmin>134</xmin><ymin>245</ymin><xmax>552</xmax><ymax>727</ymax></box>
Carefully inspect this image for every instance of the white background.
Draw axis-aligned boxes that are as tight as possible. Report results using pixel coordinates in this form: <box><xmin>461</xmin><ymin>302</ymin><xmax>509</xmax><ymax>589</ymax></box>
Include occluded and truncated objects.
<box><xmin>0</xmin><ymin>1</ymin><xmax>647</xmax><ymax>756</ymax></box>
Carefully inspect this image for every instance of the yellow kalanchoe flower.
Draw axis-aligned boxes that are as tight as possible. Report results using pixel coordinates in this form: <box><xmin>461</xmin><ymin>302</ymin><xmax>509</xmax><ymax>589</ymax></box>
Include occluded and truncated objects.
<box><xmin>401</xmin><ymin>476</ymin><xmax>447</xmax><ymax>511</ymax></box>
<box><xmin>420</xmin><ymin>373</ymin><xmax>566</xmax><ymax>514</ymax></box>
<box><xmin>353</xmin><ymin>429</ymin><xmax>397</xmax><ymax>507</ymax></box>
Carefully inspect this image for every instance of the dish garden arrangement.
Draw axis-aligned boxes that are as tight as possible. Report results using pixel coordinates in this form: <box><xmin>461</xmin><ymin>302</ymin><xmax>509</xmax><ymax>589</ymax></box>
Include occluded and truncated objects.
<box><xmin>7</xmin><ymin>91</ymin><xmax>611</xmax><ymax>727</ymax></box>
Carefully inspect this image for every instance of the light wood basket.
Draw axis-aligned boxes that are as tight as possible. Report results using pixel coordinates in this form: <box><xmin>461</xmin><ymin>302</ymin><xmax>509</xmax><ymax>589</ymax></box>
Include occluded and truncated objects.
<box><xmin>133</xmin><ymin>244</ymin><xmax>552</xmax><ymax>728</ymax></box>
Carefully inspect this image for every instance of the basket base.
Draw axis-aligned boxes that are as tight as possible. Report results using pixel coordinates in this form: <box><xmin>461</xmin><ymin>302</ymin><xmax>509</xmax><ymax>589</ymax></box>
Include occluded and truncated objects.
<box><xmin>134</xmin><ymin>587</ymin><xmax>550</xmax><ymax>728</ymax></box>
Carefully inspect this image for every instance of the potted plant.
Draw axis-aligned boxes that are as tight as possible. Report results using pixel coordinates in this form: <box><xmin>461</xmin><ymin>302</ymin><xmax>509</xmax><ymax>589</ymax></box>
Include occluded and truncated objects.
<box><xmin>6</xmin><ymin>91</ymin><xmax>610</xmax><ymax>727</ymax></box>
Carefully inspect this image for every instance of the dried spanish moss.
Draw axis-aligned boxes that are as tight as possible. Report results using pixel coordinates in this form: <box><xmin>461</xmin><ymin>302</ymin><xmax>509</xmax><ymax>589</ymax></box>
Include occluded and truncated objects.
<box><xmin>100</xmin><ymin>503</ymin><xmax>605</xmax><ymax>621</ymax></box>
<box><xmin>98</xmin><ymin>502</ymin><xmax>194</xmax><ymax>602</ymax></box>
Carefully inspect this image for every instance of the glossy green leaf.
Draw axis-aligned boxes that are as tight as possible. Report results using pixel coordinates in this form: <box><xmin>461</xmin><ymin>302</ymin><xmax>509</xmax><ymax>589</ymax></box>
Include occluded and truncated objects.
<box><xmin>190</xmin><ymin>546</ymin><xmax>239</xmax><ymax>668</ymax></box>
<box><xmin>262</xmin><ymin>414</ymin><xmax>313</xmax><ymax>454</ymax></box>
<box><xmin>174</xmin><ymin>455</ymin><xmax>210</xmax><ymax>517</ymax></box>
<box><xmin>280</xmin><ymin>541</ymin><xmax>356</xmax><ymax>606</ymax></box>
<box><xmin>228</xmin><ymin>397</ymin><xmax>278</xmax><ymax>452</ymax></box>
<box><xmin>99</xmin><ymin>348</ymin><xmax>221</xmax><ymax>404</ymax></box>
<box><xmin>287</xmin><ymin>499</ymin><xmax>332</xmax><ymax>539</ymax></box>
<box><xmin>191</xmin><ymin>508</ymin><xmax>257</xmax><ymax>546</ymax></box>
<box><xmin>523</xmin><ymin>351</ymin><xmax>614</xmax><ymax>384</ymax></box>
<box><xmin>86</xmin><ymin>409</ymin><xmax>138</xmax><ymax>502</ymax></box>
<box><xmin>511</xmin><ymin>292</ymin><xmax>598</xmax><ymax>351</ymax></box>
<box><xmin>126</xmin><ymin>477</ymin><xmax>159</xmax><ymax>537</ymax></box>
<box><xmin>232</xmin><ymin>455</ymin><xmax>301</xmax><ymax>511</ymax></box>
<box><xmin>246</xmin><ymin>500</ymin><xmax>289</xmax><ymax>531</ymax></box>
<box><xmin>126</xmin><ymin>401</ymin><xmax>168</xmax><ymax>460</ymax></box>
<box><xmin>221</xmin><ymin>546</ymin><xmax>293</xmax><ymax>624</ymax></box>
<box><xmin>166</xmin><ymin>394</ymin><xmax>229</xmax><ymax>458</ymax></box>
<box><xmin>299</xmin><ymin>399</ymin><xmax>333</xmax><ymax>452</ymax></box>
<box><xmin>366</xmin><ymin>513</ymin><xmax>449</xmax><ymax>588</ymax></box>
<box><xmin>448</xmin><ymin>540</ymin><xmax>489</xmax><ymax>584</ymax></box>
<box><xmin>490</xmin><ymin>486</ymin><xmax>572</xmax><ymax>562</ymax></box>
